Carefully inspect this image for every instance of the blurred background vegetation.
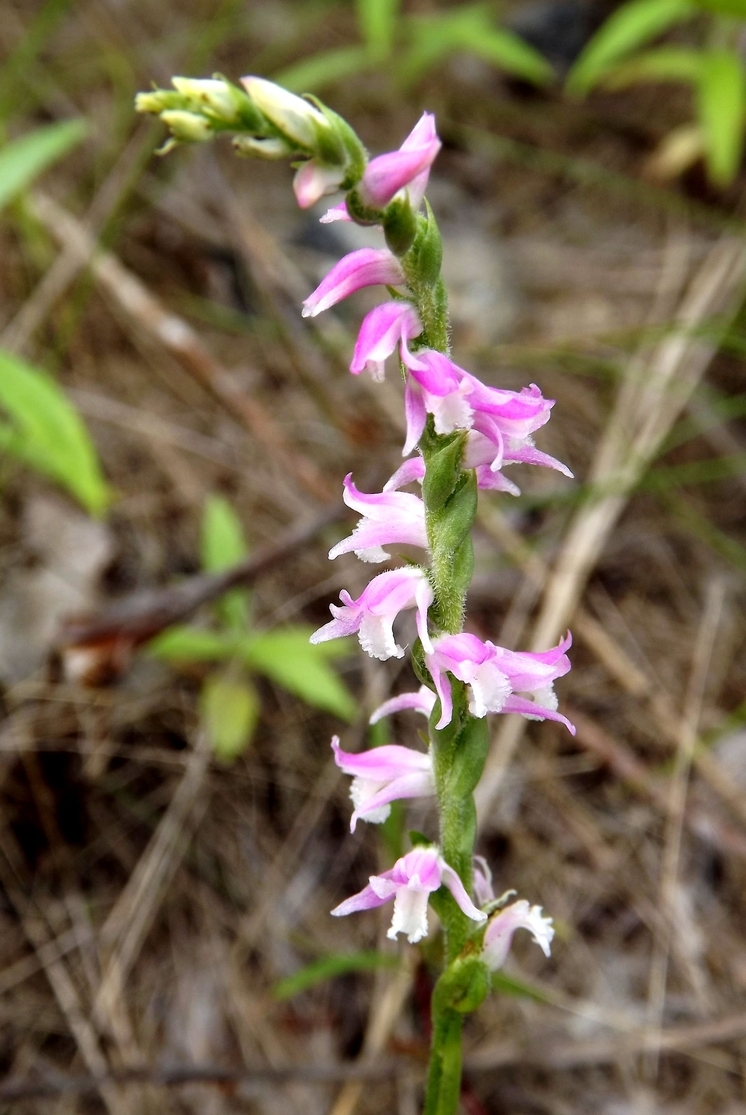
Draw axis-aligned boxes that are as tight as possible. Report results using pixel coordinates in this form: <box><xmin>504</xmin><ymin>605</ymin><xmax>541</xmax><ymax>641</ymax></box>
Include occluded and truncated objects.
<box><xmin>1</xmin><ymin>1</ymin><xmax>746</xmax><ymax>1112</ymax></box>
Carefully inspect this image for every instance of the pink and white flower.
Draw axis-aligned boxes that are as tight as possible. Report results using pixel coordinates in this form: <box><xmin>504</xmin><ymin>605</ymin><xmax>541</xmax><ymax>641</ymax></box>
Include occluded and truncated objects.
<box><xmin>350</xmin><ymin>301</ymin><xmax>423</xmax><ymax>381</ymax></box>
<box><xmin>472</xmin><ymin>855</ymin><xmax>496</xmax><ymax>907</ymax></box>
<box><xmin>482</xmin><ymin>900</ymin><xmax>554</xmax><ymax>970</ymax></box>
<box><xmin>321</xmin><ymin>113</ymin><xmax>440</xmax><ymax>222</ymax></box>
<box><xmin>331</xmin><ymin>736</ymin><xmax>435</xmax><ymax>831</ymax></box>
<box><xmin>331</xmin><ymin>845</ymin><xmax>486</xmax><ymax>943</ymax></box>
<box><xmin>359</xmin><ymin>112</ymin><xmax>441</xmax><ymax>210</ymax></box>
<box><xmin>310</xmin><ymin>566</ymin><xmax>433</xmax><ymax>660</ymax></box>
<box><xmin>328</xmin><ymin>474</ymin><xmax>428</xmax><ymax>563</ymax></box>
<box><xmin>241</xmin><ymin>77</ymin><xmax>330</xmax><ymax>149</ymax></box>
<box><xmin>369</xmin><ymin>684</ymin><xmax>436</xmax><ymax>725</ymax></box>
<box><xmin>302</xmin><ymin>248</ymin><xmax>405</xmax><ymax>318</ymax></box>
<box><xmin>402</xmin><ymin>350</ymin><xmax>474</xmax><ymax>456</ymax></box>
<box><xmin>425</xmin><ymin>631</ymin><xmax>574</xmax><ymax>732</ymax></box>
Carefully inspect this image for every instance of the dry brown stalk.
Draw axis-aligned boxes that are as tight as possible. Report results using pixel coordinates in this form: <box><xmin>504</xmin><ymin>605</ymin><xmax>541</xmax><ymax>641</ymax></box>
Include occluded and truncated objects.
<box><xmin>644</xmin><ymin>578</ymin><xmax>727</xmax><ymax>1077</ymax></box>
<box><xmin>476</xmin><ymin>232</ymin><xmax>746</xmax><ymax>818</ymax></box>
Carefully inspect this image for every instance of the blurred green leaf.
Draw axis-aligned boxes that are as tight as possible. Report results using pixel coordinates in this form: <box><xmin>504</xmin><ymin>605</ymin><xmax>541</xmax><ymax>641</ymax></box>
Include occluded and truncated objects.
<box><xmin>450</xmin><ymin>23</ymin><xmax>553</xmax><ymax>85</ymax></box>
<box><xmin>603</xmin><ymin>46</ymin><xmax>703</xmax><ymax>88</ymax></box>
<box><xmin>696</xmin><ymin>50</ymin><xmax>746</xmax><ymax>186</ymax></box>
<box><xmin>201</xmin><ymin>494</ymin><xmax>250</xmax><ymax>630</ymax></box>
<box><xmin>148</xmin><ymin>626</ymin><xmax>237</xmax><ymax>662</ymax></box>
<box><xmin>694</xmin><ymin>0</ymin><xmax>746</xmax><ymax>13</ymax></box>
<box><xmin>275</xmin><ymin>46</ymin><xmax>371</xmax><ymax>93</ymax></box>
<box><xmin>201</xmin><ymin>671</ymin><xmax>260</xmax><ymax>760</ymax></box>
<box><xmin>201</xmin><ymin>495</ymin><xmax>247</xmax><ymax>570</ymax></box>
<box><xmin>274</xmin><ymin>951</ymin><xmax>399</xmax><ymax>1000</ymax></box>
<box><xmin>240</xmin><ymin>627</ymin><xmax>357</xmax><ymax>721</ymax></box>
<box><xmin>402</xmin><ymin>4</ymin><xmax>551</xmax><ymax>86</ymax></box>
<box><xmin>0</xmin><ymin>120</ymin><xmax>88</xmax><ymax>212</ymax></box>
<box><xmin>566</xmin><ymin>0</ymin><xmax>697</xmax><ymax>95</ymax></box>
<box><xmin>0</xmin><ymin>348</ymin><xmax>109</xmax><ymax>515</ymax></box>
<box><xmin>356</xmin><ymin>0</ymin><xmax>399</xmax><ymax>58</ymax></box>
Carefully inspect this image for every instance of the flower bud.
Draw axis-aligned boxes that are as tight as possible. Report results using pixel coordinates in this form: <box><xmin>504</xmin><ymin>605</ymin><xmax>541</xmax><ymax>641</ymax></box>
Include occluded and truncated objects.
<box><xmin>159</xmin><ymin>110</ymin><xmax>214</xmax><ymax>144</ymax></box>
<box><xmin>171</xmin><ymin>77</ymin><xmax>260</xmax><ymax>129</ymax></box>
<box><xmin>135</xmin><ymin>89</ymin><xmax>185</xmax><ymax>115</ymax></box>
<box><xmin>241</xmin><ymin>76</ymin><xmax>331</xmax><ymax>151</ymax></box>
<box><xmin>233</xmin><ymin>135</ymin><xmax>295</xmax><ymax>159</ymax></box>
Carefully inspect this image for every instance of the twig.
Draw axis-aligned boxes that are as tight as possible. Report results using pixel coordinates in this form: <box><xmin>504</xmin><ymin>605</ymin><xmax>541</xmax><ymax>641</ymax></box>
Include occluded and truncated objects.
<box><xmin>56</xmin><ymin>503</ymin><xmax>344</xmax><ymax>654</ymax></box>
<box><xmin>644</xmin><ymin>578</ymin><xmax>726</xmax><ymax>1077</ymax></box>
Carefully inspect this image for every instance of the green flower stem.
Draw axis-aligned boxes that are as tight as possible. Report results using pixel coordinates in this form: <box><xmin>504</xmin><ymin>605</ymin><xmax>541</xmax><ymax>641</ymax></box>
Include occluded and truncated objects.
<box><xmin>423</xmin><ymin>1002</ymin><xmax>463</xmax><ymax>1115</ymax></box>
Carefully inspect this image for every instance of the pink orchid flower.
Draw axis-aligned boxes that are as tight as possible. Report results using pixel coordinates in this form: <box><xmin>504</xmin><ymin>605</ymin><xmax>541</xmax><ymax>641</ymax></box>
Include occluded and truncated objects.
<box><xmin>350</xmin><ymin>301</ymin><xmax>423</xmax><ymax>381</ymax></box>
<box><xmin>482</xmin><ymin>900</ymin><xmax>554</xmax><ymax>970</ymax></box>
<box><xmin>328</xmin><ymin>474</ymin><xmax>428</xmax><ymax>563</ymax></box>
<box><xmin>331</xmin><ymin>736</ymin><xmax>435</xmax><ymax>831</ymax></box>
<box><xmin>425</xmin><ymin>631</ymin><xmax>574</xmax><ymax>732</ymax></box>
<box><xmin>402</xmin><ymin>350</ymin><xmax>474</xmax><ymax>456</ymax></box>
<box><xmin>302</xmin><ymin>248</ymin><xmax>405</xmax><ymax>318</ymax></box>
<box><xmin>331</xmin><ymin>845</ymin><xmax>486</xmax><ymax>943</ymax></box>
<box><xmin>369</xmin><ymin>684</ymin><xmax>436</xmax><ymax>725</ymax></box>
<box><xmin>359</xmin><ymin>111</ymin><xmax>441</xmax><ymax>210</ymax></box>
<box><xmin>321</xmin><ymin>112</ymin><xmax>440</xmax><ymax>223</ymax></box>
<box><xmin>310</xmin><ymin>566</ymin><xmax>433</xmax><ymax>660</ymax></box>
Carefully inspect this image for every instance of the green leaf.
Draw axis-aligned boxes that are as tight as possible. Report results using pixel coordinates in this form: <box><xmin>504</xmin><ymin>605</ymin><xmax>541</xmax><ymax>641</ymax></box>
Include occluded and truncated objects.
<box><xmin>274</xmin><ymin>46</ymin><xmax>371</xmax><ymax>94</ymax></box>
<box><xmin>201</xmin><ymin>494</ymin><xmax>250</xmax><ymax>630</ymax></box>
<box><xmin>696</xmin><ymin>50</ymin><xmax>746</xmax><ymax>186</ymax></box>
<box><xmin>200</xmin><ymin>671</ymin><xmax>260</xmax><ymax>761</ymax></box>
<box><xmin>694</xmin><ymin>0</ymin><xmax>746</xmax><ymax>14</ymax></box>
<box><xmin>0</xmin><ymin>348</ymin><xmax>109</xmax><ymax>515</ymax></box>
<box><xmin>356</xmin><ymin>0</ymin><xmax>399</xmax><ymax>59</ymax></box>
<box><xmin>602</xmin><ymin>46</ymin><xmax>703</xmax><ymax>88</ymax></box>
<box><xmin>453</xmin><ymin>24</ymin><xmax>554</xmax><ymax>86</ymax></box>
<box><xmin>273</xmin><ymin>951</ymin><xmax>399</xmax><ymax>1001</ymax></box>
<box><xmin>148</xmin><ymin>625</ymin><xmax>237</xmax><ymax>662</ymax></box>
<box><xmin>0</xmin><ymin>120</ymin><xmax>88</xmax><ymax>213</ymax></box>
<box><xmin>201</xmin><ymin>495</ymin><xmax>247</xmax><ymax>570</ymax></box>
<box><xmin>401</xmin><ymin>4</ymin><xmax>552</xmax><ymax>86</ymax></box>
<box><xmin>566</xmin><ymin>0</ymin><xmax>697</xmax><ymax>95</ymax></box>
<box><xmin>239</xmin><ymin>626</ymin><xmax>357</xmax><ymax>722</ymax></box>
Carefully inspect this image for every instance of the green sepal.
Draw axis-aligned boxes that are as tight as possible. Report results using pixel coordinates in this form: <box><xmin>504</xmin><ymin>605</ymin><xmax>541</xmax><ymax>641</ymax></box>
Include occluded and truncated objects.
<box><xmin>310</xmin><ymin>99</ymin><xmax>367</xmax><ymax>181</ymax></box>
<box><xmin>422</xmin><ymin>430</ymin><xmax>467</xmax><ymax>512</ymax></box>
<box><xmin>345</xmin><ymin>186</ymin><xmax>385</xmax><ymax>226</ymax></box>
<box><xmin>404</xmin><ymin>201</ymin><xmax>443</xmax><ymax>289</ymax></box>
<box><xmin>409</xmin><ymin>830</ymin><xmax>433</xmax><ymax>848</ymax></box>
<box><xmin>383</xmin><ymin>195</ymin><xmax>418</xmax><ymax>256</ymax></box>
<box><xmin>434</xmin><ymin>955</ymin><xmax>491</xmax><ymax>1015</ymax></box>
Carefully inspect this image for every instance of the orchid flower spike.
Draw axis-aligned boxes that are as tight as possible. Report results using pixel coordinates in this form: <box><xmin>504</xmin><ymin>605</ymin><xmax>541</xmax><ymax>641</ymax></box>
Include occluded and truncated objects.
<box><xmin>310</xmin><ymin>566</ymin><xmax>433</xmax><ymax>660</ymax></box>
<box><xmin>350</xmin><ymin>302</ymin><xmax>423</xmax><ymax>381</ymax></box>
<box><xmin>425</xmin><ymin>632</ymin><xmax>574</xmax><ymax>731</ymax></box>
<box><xmin>302</xmin><ymin>249</ymin><xmax>405</xmax><ymax>318</ymax></box>
<box><xmin>369</xmin><ymin>684</ymin><xmax>436</xmax><ymax>725</ymax></box>
<box><xmin>329</xmin><ymin>475</ymin><xmax>428</xmax><ymax>563</ymax></box>
<box><xmin>482</xmin><ymin>900</ymin><xmax>554</xmax><ymax>971</ymax></box>
<box><xmin>331</xmin><ymin>845</ymin><xmax>486</xmax><ymax>943</ymax></box>
<box><xmin>331</xmin><ymin>737</ymin><xmax>435</xmax><ymax>831</ymax></box>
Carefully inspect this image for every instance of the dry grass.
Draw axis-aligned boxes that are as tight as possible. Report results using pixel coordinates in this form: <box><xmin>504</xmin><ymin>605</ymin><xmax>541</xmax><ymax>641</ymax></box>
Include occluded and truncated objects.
<box><xmin>0</xmin><ymin>2</ymin><xmax>745</xmax><ymax>1113</ymax></box>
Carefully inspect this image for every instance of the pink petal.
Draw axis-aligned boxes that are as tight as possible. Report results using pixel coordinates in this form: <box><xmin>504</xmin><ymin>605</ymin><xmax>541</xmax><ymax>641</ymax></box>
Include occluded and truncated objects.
<box><xmin>302</xmin><ymin>248</ymin><xmax>405</xmax><ymax>318</ymax></box>
<box><xmin>293</xmin><ymin>160</ymin><xmax>345</xmax><ymax>209</ymax></box>
<box><xmin>369</xmin><ymin>686</ymin><xmax>436</xmax><ymax>724</ymax></box>
<box><xmin>440</xmin><ymin>862</ymin><xmax>488</xmax><ymax>923</ymax></box>
<box><xmin>350</xmin><ymin>301</ymin><xmax>422</xmax><ymax>380</ymax></box>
